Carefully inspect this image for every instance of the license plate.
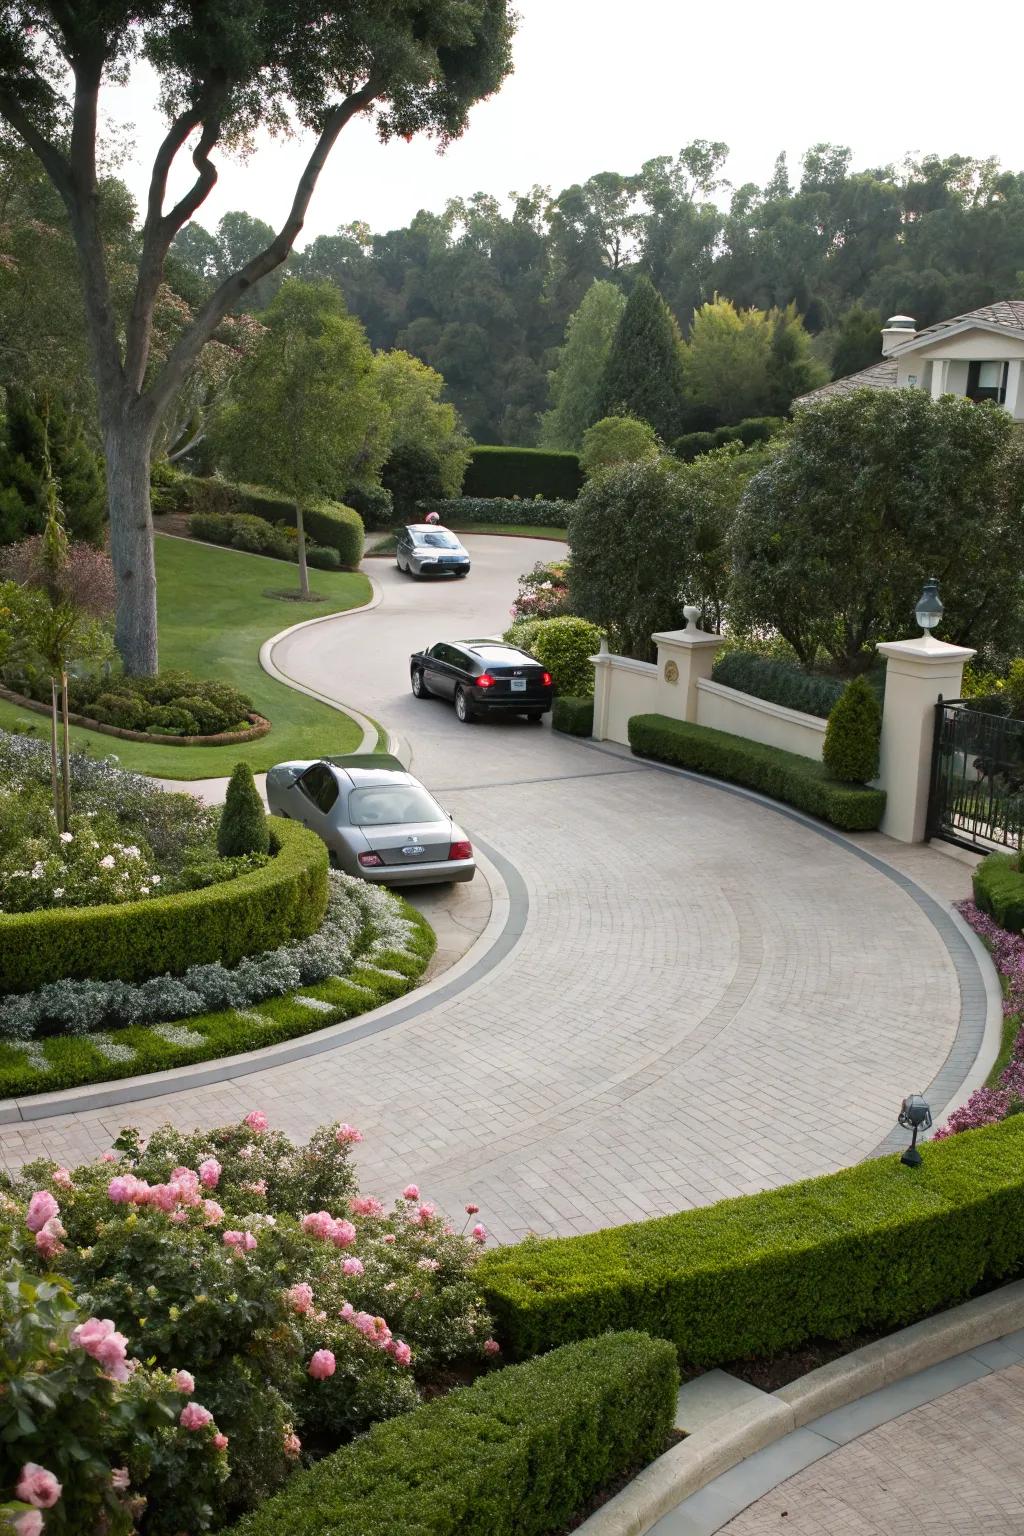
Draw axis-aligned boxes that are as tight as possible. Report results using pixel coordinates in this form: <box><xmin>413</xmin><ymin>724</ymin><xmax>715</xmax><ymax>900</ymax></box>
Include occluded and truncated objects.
<box><xmin>401</xmin><ymin>845</ymin><xmax>426</xmax><ymax>856</ymax></box>
<box><xmin>511</xmin><ymin>678</ymin><xmax>527</xmax><ymax>692</ymax></box>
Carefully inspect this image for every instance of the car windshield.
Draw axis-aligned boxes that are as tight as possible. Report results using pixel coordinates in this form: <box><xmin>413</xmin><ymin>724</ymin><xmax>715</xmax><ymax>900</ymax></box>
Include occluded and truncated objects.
<box><xmin>348</xmin><ymin>785</ymin><xmax>443</xmax><ymax>825</ymax></box>
<box><xmin>415</xmin><ymin>531</ymin><xmax>460</xmax><ymax>548</ymax></box>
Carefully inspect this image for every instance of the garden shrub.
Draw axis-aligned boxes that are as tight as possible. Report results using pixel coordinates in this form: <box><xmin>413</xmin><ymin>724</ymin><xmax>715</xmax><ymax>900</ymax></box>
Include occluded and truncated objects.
<box><xmin>673</xmin><ymin>417</ymin><xmax>784</xmax><ymax>461</ymax></box>
<box><xmin>343</xmin><ymin>483</ymin><xmax>394</xmax><ymax>532</ymax></box>
<box><xmin>509</xmin><ymin>560</ymin><xmax>571</xmax><ymax>624</ymax></box>
<box><xmin>382</xmin><ymin>443</ymin><xmax>448</xmax><ymax>520</ymax></box>
<box><xmin>973</xmin><ymin>853</ymin><xmax>1024</xmax><ymax>931</ymax></box>
<box><xmin>509</xmin><ymin>616</ymin><xmax>602</xmax><ymax>696</ymax></box>
<box><xmin>823</xmin><ymin>676</ymin><xmax>882</xmax><ymax>784</ymax></box>
<box><xmin>0</xmin><ymin>818</ymin><xmax>327</xmax><ymax>992</ymax></box>
<box><xmin>463</xmin><ymin>447</ymin><xmax>582</xmax><ymax>501</ymax></box>
<box><xmin>231</xmin><ymin>1332</ymin><xmax>678</xmax><ymax>1536</ymax></box>
<box><xmin>24</xmin><ymin>668</ymin><xmax>255</xmax><ymax>738</ymax></box>
<box><xmin>306</xmin><ymin>543</ymin><xmax>341</xmax><ymax>570</ymax></box>
<box><xmin>219</xmin><ymin>763</ymin><xmax>272</xmax><ymax>858</ymax></box>
<box><xmin>580</xmin><ymin>415</ymin><xmax>660</xmax><ymax>478</ymax></box>
<box><xmin>672</xmin><ymin>429</ymin><xmax>719</xmax><ymax>460</ymax></box>
<box><xmin>183</xmin><ymin>477</ymin><xmax>365</xmax><ymax>567</ymax></box>
<box><xmin>552</xmin><ymin>696</ymin><xmax>594</xmax><ymax>737</ymax></box>
<box><xmin>478</xmin><ymin>1115</ymin><xmax>1024</xmax><ymax>1365</ymax></box>
<box><xmin>146</xmin><ymin>704</ymin><xmax>200</xmax><ymax>736</ymax></box>
<box><xmin>416</xmin><ymin>495</ymin><xmax>572</xmax><ymax>528</ymax></box>
<box><xmin>628</xmin><ymin>715</ymin><xmax>886</xmax><ymax>831</ymax></box>
<box><xmin>89</xmin><ymin>690</ymin><xmax>150</xmax><ymax>731</ymax></box>
<box><xmin>712</xmin><ymin>651</ymin><xmax>849</xmax><ymax>719</ymax></box>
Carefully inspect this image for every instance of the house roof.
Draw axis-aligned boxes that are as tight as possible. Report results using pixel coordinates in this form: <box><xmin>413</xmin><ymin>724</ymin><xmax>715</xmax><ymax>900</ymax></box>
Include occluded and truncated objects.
<box><xmin>904</xmin><ymin>298</ymin><xmax>1024</xmax><ymax>344</ymax></box>
<box><xmin>794</xmin><ymin>357</ymin><xmax>898</xmax><ymax>407</ymax></box>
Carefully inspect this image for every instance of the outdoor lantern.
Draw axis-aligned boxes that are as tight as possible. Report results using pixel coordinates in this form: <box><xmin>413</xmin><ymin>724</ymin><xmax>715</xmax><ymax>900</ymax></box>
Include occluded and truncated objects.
<box><xmin>897</xmin><ymin>1094</ymin><xmax>932</xmax><ymax>1167</ymax></box>
<box><xmin>915</xmin><ymin>578</ymin><xmax>943</xmax><ymax>636</ymax></box>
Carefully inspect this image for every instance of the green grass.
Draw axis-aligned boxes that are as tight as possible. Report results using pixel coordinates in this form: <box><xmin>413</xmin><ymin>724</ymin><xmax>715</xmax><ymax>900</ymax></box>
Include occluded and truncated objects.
<box><xmin>364</xmin><ymin>525</ymin><xmax>567</xmax><ymax>557</ymax></box>
<box><xmin>0</xmin><ymin>903</ymin><xmax>435</xmax><ymax>1100</ymax></box>
<box><xmin>0</xmin><ymin>536</ymin><xmax>372</xmax><ymax>779</ymax></box>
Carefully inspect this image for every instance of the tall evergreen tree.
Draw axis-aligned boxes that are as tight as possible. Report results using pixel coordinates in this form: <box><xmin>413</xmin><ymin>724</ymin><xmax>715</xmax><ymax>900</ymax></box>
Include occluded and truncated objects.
<box><xmin>831</xmin><ymin>307</ymin><xmax>883</xmax><ymax>379</ymax></box>
<box><xmin>764</xmin><ymin>303</ymin><xmax>828</xmax><ymax>413</ymax></box>
<box><xmin>0</xmin><ymin>389</ymin><xmax>105</xmax><ymax>546</ymax></box>
<box><xmin>539</xmin><ymin>280</ymin><xmax>626</xmax><ymax>450</ymax></box>
<box><xmin>598</xmin><ymin>277</ymin><xmax>688</xmax><ymax>442</ymax></box>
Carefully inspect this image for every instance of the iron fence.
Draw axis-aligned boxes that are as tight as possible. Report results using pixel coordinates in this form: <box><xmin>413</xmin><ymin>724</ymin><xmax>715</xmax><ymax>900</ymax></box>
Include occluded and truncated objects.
<box><xmin>927</xmin><ymin>700</ymin><xmax>1024</xmax><ymax>854</ymax></box>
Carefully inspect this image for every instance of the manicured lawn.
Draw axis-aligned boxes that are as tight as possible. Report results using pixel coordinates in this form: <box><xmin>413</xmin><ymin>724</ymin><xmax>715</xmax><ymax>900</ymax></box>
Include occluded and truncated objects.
<box><xmin>0</xmin><ymin>535</ymin><xmax>372</xmax><ymax>779</ymax></box>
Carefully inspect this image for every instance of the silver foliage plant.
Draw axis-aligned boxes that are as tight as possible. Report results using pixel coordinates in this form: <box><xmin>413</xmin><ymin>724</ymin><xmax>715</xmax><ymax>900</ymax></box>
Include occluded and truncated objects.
<box><xmin>0</xmin><ymin>873</ymin><xmax>415</xmax><ymax>1041</ymax></box>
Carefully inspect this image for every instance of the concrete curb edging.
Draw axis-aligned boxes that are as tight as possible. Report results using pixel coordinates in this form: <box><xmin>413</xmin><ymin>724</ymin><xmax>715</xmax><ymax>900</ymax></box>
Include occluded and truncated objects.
<box><xmin>576</xmin><ymin>1280</ymin><xmax>1024</xmax><ymax>1536</ymax></box>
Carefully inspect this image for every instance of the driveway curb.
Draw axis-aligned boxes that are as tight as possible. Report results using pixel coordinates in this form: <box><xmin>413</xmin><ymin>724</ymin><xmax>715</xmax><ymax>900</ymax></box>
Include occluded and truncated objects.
<box><xmin>577</xmin><ymin>1280</ymin><xmax>1024</xmax><ymax>1536</ymax></box>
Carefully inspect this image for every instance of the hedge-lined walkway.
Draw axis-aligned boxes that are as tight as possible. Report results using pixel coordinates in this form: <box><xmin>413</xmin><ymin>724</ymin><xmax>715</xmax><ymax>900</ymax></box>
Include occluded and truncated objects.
<box><xmin>0</xmin><ymin>538</ymin><xmax>978</xmax><ymax>1242</ymax></box>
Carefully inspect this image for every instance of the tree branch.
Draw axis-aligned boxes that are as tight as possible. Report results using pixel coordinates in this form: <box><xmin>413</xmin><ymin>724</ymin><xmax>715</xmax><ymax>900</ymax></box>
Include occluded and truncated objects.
<box><xmin>0</xmin><ymin>86</ymin><xmax>72</xmax><ymax>201</ymax></box>
<box><xmin>144</xmin><ymin>80</ymin><xmax>380</xmax><ymax>427</ymax></box>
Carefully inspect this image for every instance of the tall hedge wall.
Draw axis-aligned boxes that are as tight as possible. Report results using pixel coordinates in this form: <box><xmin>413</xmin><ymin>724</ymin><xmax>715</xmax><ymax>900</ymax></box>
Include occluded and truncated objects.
<box><xmin>0</xmin><ymin>819</ymin><xmax>328</xmax><ymax>993</ymax></box>
<box><xmin>479</xmin><ymin>1116</ymin><xmax>1024</xmax><ymax>1365</ymax></box>
<box><xmin>232</xmin><ymin>1333</ymin><xmax>678</xmax><ymax>1536</ymax></box>
<box><xmin>463</xmin><ymin>447</ymin><xmax>582</xmax><ymax>501</ymax></box>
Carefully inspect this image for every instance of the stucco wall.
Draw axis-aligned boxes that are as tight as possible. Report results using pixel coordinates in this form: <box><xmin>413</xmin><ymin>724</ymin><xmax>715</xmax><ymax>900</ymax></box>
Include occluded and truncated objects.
<box><xmin>695</xmin><ymin>678</ymin><xmax>826</xmax><ymax>761</ymax></box>
<box><xmin>591</xmin><ymin>655</ymin><xmax>658</xmax><ymax>746</ymax></box>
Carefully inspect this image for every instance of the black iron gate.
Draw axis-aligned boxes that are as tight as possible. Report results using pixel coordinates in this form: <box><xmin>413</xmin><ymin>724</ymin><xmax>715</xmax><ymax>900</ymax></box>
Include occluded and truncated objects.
<box><xmin>927</xmin><ymin>699</ymin><xmax>1024</xmax><ymax>854</ymax></box>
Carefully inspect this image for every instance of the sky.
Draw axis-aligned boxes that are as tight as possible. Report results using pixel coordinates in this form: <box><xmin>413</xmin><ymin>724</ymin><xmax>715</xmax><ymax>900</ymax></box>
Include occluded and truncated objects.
<box><xmin>103</xmin><ymin>0</ymin><xmax>1024</xmax><ymax>247</ymax></box>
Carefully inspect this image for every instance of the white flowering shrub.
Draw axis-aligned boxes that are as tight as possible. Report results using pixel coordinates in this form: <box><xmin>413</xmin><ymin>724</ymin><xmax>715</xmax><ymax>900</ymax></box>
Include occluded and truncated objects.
<box><xmin>0</xmin><ymin>812</ymin><xmax>160</xmax><ymax>913</ymax></box>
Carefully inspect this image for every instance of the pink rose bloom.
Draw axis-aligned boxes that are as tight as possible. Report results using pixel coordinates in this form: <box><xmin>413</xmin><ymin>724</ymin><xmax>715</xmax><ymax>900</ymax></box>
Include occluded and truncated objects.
<box><xmin>339</xmin><ymin>1302</ymin><xmax>355</xmax><ymax>1320</ymax></box>
<box><xmin>198</xmin><ymin>1158</ymin><xmax>221</xmax><ymax>1189</ymax></box>
<box><xmin>415</xmin><ymin>1202</ymin><xmax>437</xmax><ymax>1225</ymax></box>
<box><xmin>70</xmin><ymin>1318</ymin><xmax>133</xmax><ymax>1382</ymax></box>
<box><xmin>179</xmin><ymin>1402</ymin><xmax>214</xmax><ymax>1431</ymax></box>
<box><xmin>223</xmin><ymin>1230</ymin><xmax>257</xmax><ymax>1252</ymax></box>
<box><xmin>283</xmin><ymin>1432</ymin><xmax>301</xmax><ymax>1458</ymax></box>
<box><xmin>25</xmin><ymin>1190</ymin><xmax>59</xmax><ymax>1233</ymax></box>
<box><xmin>244</xmin><ymin>1179</ymin><xmax>268</xmax><ymax>1196</ymax></box>
<box><xmin>100</xmin><ymin>1151</ymin><xmax>117</xmax><ymax>1163</ymax></box>
<box><xmin>329</xmin><ymin>1219</ymin><xmax>356</xmax><ymax>1249</ymax></box>
<box><xmin>168</xmin><ymin>1209</ymin><xmax>188</xmax><ymax>1225</ymax></box>
<box><xmin>341</xmin><ymin>1257</ymin><xmax>364</xmax><ymax>1277</ymax></box>
<box><xmin>390</xmin><ymin>1340</ymin><xmax>412</xmax><ymax>1367</ymax></box>
<box><xmin>147</xmin><ymin>1183</ymin><xmax>179</xmax><ymax>1213</ymax></box>
<box><xmin>107</xmin><ymin>1176</ymin><xmax>136</xmax><ymax>1203</ymax></box>
<box><xmin>16</xmin><ymin>1463</ymin><xmax>62</xmax><ymax>1508</ymax></box>
<box><xmin>203</xmin><ymin>1199</ymin><xmax>224</xmax><ymax>1225</ymax></box>
<box><xmin>350</xmin><ymin>1196</ymin><xmax>384</xmax><ymax>1217</ymax></box>
<box><xmin>35</xmin><ymin>1216</ymin><xmax>66</xmax><ymax>1260</ymax></box>
<box><xmin>170</xmin><ymin>1167</ymin><xmax>200</xmax><ymax>1199</ymax></box>
<box><xmin>335</xmin><ymin>1123</ymin><xmax>363</xmax><ymax>1144</ymax></box>
<box><xmin>417</xmin><ymin>1257</ymin><xmax>439</xmax><ymax>1271</ymax></box>
<box><xmin>287</xmin><ymin>1283</ymin><xmax>314</xmax><ymax>1315</ymax></box>
<box><xmin>212</xmin><ymin>1432</ymin><xmax>229</xmax><ymax>1451</ymax></box>
<box><xmin>465</xmin><ymin>1203</ymin><xmax>479</xmax><ymax>1215</ymax></box>
<box><xmin>301</xmin><ymin>1210</ymin><xmax>335</xmax><ymax>1240</ymax></box>
<box><xmin>13</xmin><ymin>1513</ymin><xmax>43</xmax><ymax>1536</ymax></box>
<box><xmin>483</xmin><ymin>1339</ymin><xmax>501</xmax><ymax>1356</ymax></box>
<box><xmin>172</xmin><ymin>1369</ymin><xmax>195</xmax><ymax>1395</ymax></box>
<box><xmin>307</xmin><ymin>1349</ymin><xmax>336</xmax><ymax>1380</ymax></box>
<box><xmin>51</xmin><ymin>1167</ymin><xmax>73</xmax><ymax>1189</ymax></box>
<box><xmin>402</xmin><ymin>1184</ymin><xmax>419</xmax><ymax>1201</ymax></box>
<box><xmin>382</xmin><ymin>1233</ymin><xmax>396</xmax><ymax>1244</ymax></box>
<box><xmin>243</xmin><ymin>1110</ymin><xmax>268</xmax><ymax>1133</ymax></box>
<box><xmin>111</xmin><ymin>1467</ymin><xmax>130</xmax><ymax>1492</ymax></box>
<box><xmin>471</xmin><ymin>1224</ymin><xmax>487</xmax><ymax>1243</ymax></box>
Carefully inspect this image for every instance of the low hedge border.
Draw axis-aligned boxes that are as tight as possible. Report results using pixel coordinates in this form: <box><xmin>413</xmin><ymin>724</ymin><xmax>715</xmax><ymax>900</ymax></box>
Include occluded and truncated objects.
<box><xmin>711</xmin><ymin>651</ymin><xmax>849</xmax><ymax>720</ymax></box>
<box><xmin>0</xmin><ymin>818</ymin><xmax>328</xmax><ymax>994</ymax></box>
<box><xmin>0</xmin><ymin>903</ymin><xmax>435</xmax><ymax>1100</ymax></box>
<box><xmin>416</xmin><ymin>495</ymin><xmax>573</xmax><ymax>528</ymax></box>
<box><xmin>628</xmin><ymin>714</ymin><xmax>886</xmax><ymax>832</ymax></box>
<box><xmin>463</xmin><ymin>446</ymin><xmax>582</xmax><ymax>501</ymax></box>
<box><xmin>0</xmin><ymin>683</ymin><xmax>271</xmax><ymax>746</ymax></box>
<box><xmin>478</xmin><ymin>1116</ymin><xmax>1024</xmax><ymax>1367</ymax></box>
<box><xmin>973</xmin><ymin>852</ymin><xmax>1024</xmax><ymax>934</ymax></box>
<box><xmin>230</xmin><ymin>1332</ymin><xmax>678</xmax><ymax>1536</ymax></box>
<box><xmin>553</xmin><ymin>695</ymin><xmax>594</xmax><ymax>736</ymax></box>
<box><xmin>174</xmin><ymin>475</ymin><xmax>364</xmax><ymax>567</ymax></box>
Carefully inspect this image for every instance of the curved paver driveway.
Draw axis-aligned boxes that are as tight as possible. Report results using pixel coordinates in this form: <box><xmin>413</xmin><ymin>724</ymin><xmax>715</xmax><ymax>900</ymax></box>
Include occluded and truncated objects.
<box><xmin>0</xmin><ymin>537</ymin><xmax>974</xmax><ymax>1240</ymax></box>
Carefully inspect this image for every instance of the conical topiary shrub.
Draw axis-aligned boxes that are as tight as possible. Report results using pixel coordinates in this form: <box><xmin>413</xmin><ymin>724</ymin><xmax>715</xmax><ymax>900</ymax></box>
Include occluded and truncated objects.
<box><xmin>218</xmin><ymin>761</ymin><xmax>270</xmax><ymax>857</ymax></box>
<box><xmin>823</xmin><ymin>675</ymin><xmax>882</xmax><ymax>785</ymax></box>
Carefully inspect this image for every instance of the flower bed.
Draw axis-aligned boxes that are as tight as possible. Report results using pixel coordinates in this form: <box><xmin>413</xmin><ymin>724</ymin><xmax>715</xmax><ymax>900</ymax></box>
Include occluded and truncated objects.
<box><xmin>1</xmin><ymin>1112</ymin><xmax>500</xmax><ymax>1532</ymax></box>
<box><xmin>0</xmin><ymin>683</ymin><xmax>270</xmax><ymax>746</ymax></box>
<box><xmin>2</xmin><ymin>671</ymin><xmax>260</xmax><ymax>741</ymax></box>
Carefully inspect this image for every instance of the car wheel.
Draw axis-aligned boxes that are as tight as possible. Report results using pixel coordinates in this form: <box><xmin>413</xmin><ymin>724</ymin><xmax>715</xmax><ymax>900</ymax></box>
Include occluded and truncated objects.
<box><xmin>395</xmin><ymin>554</ymin><xmax>404</xmax><ymax>571</ymax></box>
<box><xmin>454</xmin><ymin>685</ymin><xmax>475</xmax><ymax>723</ymax></box>
<box><xmin>455</xmin><ymin>570</ymin><xmax>469</xmax><ymax>578</ymax></box>
<box><xmin>411</xmin><ymin>667</ymin><xmax>430</xmax><ymax>699</ymax></box>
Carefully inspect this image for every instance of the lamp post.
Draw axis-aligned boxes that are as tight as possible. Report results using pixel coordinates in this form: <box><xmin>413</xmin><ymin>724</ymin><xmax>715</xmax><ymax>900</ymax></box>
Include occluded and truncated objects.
<box><xmin>915</xmin><ymin>579</ymin><xmax>943</xmax><ymax>637</ymax></box>
<box><xmin>898</xmin><ymin>1094</ymin><xmax>932</xmax><ymax>1167</ymax></box>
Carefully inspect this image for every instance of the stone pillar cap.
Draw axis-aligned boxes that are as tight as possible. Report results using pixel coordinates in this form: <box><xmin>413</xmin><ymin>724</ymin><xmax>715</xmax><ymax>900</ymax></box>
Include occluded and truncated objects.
<box><xmin>876</xmin><ymin>634</ymin><xmax>975</xmax><ymax>664</ymax></box>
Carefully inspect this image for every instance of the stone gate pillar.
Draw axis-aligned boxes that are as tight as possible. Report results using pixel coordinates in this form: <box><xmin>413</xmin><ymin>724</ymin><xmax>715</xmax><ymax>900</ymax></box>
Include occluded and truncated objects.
<box><xmin>875</xmin><ymin>634</ymin><xmax>975</xmax><ymax>843</ymax></box>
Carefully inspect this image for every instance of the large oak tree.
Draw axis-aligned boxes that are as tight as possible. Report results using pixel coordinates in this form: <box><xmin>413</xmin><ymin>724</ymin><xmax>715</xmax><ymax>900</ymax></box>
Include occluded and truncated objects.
<box><xmin>0</xmin><ymin>1</ymin><xmax>513</xmax><ymax>672</ymax></box>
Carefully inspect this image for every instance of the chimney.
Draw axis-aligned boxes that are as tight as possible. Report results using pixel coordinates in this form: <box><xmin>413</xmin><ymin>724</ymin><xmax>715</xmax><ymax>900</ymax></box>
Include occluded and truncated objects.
<box><xmin>881</xmin><ymin>314</ymin><xmax>916</xmax><ymax>356</ymax></box>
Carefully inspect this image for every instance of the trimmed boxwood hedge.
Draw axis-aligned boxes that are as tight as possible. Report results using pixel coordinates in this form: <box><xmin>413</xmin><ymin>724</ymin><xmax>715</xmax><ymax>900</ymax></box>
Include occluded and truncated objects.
<box><xmin>178</xmin><ymin>476</ymin><xmax>364</xmax><ymax>567</ymax></box>
<box><xmin>0</xmin><ymin>819</ymin><xmax>328</xmax><ymax>994</ymax></box>
<box><xmin>463</xmin><ymin>447</ymin><xmax>582</xmax><ymax>502</ymax></box>
<box><xmin>713</xmin><ymin>651</ymin><xmax>848</xmax><ymax>719</ymax></box>
<box><xmin>231</xmin><ymin>1332</ymin><xmax>678</xmax><ymax>1536</ymax></box>
<box><xmin>973</xmin><ymin>852</ymin><xmax>1024</xmax><ymax>934</ymax></box>
<box><xmin>552</xmin><ymin>696</ymin><xmax>594</xmax><ymax>736</ymax></box>
<box><xmin>416</xmin><ymin>495</ymin><xmax>572</xmax><ymax>529</ymax></box>
<box><xmin>478</xmin><ymin>1116</ymin><xmax>1024</xmax><ymax>1366</ymax></box>
<box><xmin>629</xmin><ymin>715</ymin><xmax>886</xmax><ymax>831</ymax></box>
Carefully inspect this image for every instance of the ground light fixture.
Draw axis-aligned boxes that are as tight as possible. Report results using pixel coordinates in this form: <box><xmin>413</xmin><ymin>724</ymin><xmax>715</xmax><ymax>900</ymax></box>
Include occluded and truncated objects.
<box><xmin>915</xmin><ymin>578</ymin><xmax>943</xmax><ymax>636</ymax></box>
<box><xmin>898</xmin><ymin>1094</ymin><xmax>932</xmax><ymax>1166</ymax></box>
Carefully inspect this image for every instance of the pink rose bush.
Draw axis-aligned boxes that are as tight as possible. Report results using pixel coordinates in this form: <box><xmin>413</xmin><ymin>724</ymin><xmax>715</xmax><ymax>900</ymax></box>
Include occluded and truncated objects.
<box><xmin>935</xmin><ymin>902</ymin><xmax>1024</xmax><ymax>1139</ymax></box>
<box><xmin>2</xmin><ymin>1114</ymin><xmax>498</xmax><ymax>1531</ymax></box>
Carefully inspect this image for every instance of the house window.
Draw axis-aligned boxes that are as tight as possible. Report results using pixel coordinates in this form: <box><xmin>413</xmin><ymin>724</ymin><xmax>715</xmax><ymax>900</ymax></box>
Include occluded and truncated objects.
<box><xmin>966</xmin><ymin>361</ymin><xmax>1008</xmax><ymax>404</ymax></box>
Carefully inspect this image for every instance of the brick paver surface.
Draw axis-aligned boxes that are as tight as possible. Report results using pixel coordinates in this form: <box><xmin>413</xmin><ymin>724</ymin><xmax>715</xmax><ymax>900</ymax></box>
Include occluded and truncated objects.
<box><xmin>725</xmin><ymin>1362</ymin><xmax>1024</xmax><ymax>1534</ymax></box>
<box><xmin>0</xmin><ymin>540</ymin><xmax>975</xmax><ymax>1240</ymax></box>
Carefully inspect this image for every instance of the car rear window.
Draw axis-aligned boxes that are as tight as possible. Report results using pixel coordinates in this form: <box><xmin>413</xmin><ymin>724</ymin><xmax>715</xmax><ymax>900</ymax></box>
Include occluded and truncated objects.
<box><xmin>415</xmin><ymin>531</ymin><xmax>461</xmax><ymax>548</ymax></box>
<box><xmin>348</xmin><ymin>786</ymin><xmax>443</xmax><ymax>825</ymax></box>
<box><xmin>470</xmin><ymin>647</ymin><xmax>535</xmax><ymax>665</ymax></box>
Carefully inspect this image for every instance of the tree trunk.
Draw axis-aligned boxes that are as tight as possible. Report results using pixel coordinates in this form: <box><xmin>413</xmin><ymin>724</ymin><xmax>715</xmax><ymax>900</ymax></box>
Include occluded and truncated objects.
<box><xmin>60</xmin><ymin>672</ymin><xmax>72</xmax><ymax>829</ymax></box>
<box><xmin>105</xmin><ymin>419</ymin><xmax>158</xmax><ymax>675</ymax></box>
<box><xmin>49</xmin><ymin>676</ymin><xmax>62</xmax><ymax>831</ymax></box>
<box><xmin>296</xmin><ymin>503</ymin><xmax>310</xmax><ymax>600</ymax></box>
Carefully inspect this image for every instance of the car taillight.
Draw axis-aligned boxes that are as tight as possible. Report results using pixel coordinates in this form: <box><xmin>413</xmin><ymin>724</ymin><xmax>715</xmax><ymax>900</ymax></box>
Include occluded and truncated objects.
<box><xmin>475</xmin><ymin>674</ymin><xmax>494</xmax><ymax>689</ymax></box>
<box><xmin>358</xmin><ymin>852</ymin><xmax>384</xmax><ymax>868</ymax></box>
<box><xmin>541</xmin><ymin>671</ymin><xmax>552</xmax><ymax>687</ymax></box>
<box><xmin>448</xmin><ymin>840</ymin><xmax>473</xmax><ymax>861</ymax></box>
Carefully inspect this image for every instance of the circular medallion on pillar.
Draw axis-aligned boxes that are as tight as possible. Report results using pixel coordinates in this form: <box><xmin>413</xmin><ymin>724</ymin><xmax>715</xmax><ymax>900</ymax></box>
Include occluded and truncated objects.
<box><xmin>664</xmin><ymin>659</ymin><xmax>679</xmax><ymax>684</ymax></box>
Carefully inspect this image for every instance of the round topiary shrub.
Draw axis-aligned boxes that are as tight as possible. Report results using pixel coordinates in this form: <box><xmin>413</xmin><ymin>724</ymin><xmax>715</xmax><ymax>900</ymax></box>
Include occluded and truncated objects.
<box><xmin>146</xmin><ymin>705</ymin><xmax>199</xmax><ymax>736</ymax></box>
<box><xmin>521</xmin><ymin>616</ymin><xmax>604</xmax><ymax>697</ymax></box>
<box><xmin>823</xmin><ymin>675</ymin><xmax>882</xmax><ymax>784</ymax></box>
<box><xmin>219</xmin><ymin>761</ymin><xmax>271</xmax><ymax>856</ymax></box>
<box><xmin>89</xmin><ymin>691</ymin><xmax>149</xmax><ymax>731</ymax></box>
<box><xmin>169</xmin><ymin>695</ymin><xmax>230</xmax><ymax>735</ymax></box>
<box><xmin>306</xmin><ymin>543</ymin><xmax>342</xmax><ymax>570</ymax></box>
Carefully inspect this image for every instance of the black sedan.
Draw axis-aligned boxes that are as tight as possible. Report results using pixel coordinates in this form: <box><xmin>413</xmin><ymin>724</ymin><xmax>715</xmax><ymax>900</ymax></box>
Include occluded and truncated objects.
<box><xmin>409</xmin><ymin>640</ymin><xmax>554</xmax><ymax>723</ymax></box>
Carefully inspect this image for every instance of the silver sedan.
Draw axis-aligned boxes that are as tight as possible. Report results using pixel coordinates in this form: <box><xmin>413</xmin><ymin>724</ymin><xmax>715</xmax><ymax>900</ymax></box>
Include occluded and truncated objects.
<box><xmin>395</xmin><ymin>524</ymin><xmax>471</xmax><ymax>578</ymax></box>
<box><xmin>266</xmin><ymin>753</ymin><xmax>476</xmax><ymax>885</ymax></box>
